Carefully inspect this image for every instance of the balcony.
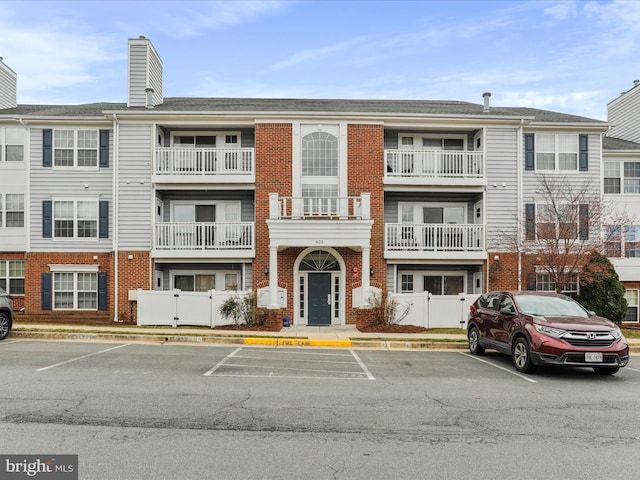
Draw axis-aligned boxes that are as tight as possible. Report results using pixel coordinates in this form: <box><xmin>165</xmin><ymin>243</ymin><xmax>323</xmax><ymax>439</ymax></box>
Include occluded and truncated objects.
<box><xmin>153</xmin><ymin>147</ymin><xmax>255</xmax><ymax>184</ymax></box>
<box><xmin>385</xmin><ymin>223</ymin><xmax>485</xmax><ymax>260</ymax></box>
<box><xmin>384</xmin><ymin>150</ymin><xmax>484</xmax><ymax>187</ymax></box>
<box><xmin>152</xmin><ymin>222</ymin><xmax>255</xmax><ymax>259</ymax></box>
<box><xmin>266</xmin><ymin>193</ymin><xmax>373</xmax><ymax>249</ymax></box>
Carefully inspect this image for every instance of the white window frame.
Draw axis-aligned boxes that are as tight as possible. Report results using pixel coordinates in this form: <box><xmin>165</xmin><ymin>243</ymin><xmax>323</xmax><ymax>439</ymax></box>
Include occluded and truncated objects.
<box><xmin>0</xmin><ymin>193</ymin><xmax>25</xmax><ymax>228</ymax></box>
<box><xmin>604</xmin><ymin>160</ymin><xmax>640</xmax><ymax>195</ymax></box>
<box><xmin>535</xmin><ymin>270</ymin><xmax>578</xmax><ymax>294</ymax></box>
<box><xmin>624</xmin><ymin>289</ymin><xmax>639</xmax><ymax>323</ymax></box>
<box><xmin>49</xmin><ymin>264</ymin><xmax>99</xmax><ymax>311</ymax></box>
<box><xmin>535</xmin><ymin>203</ymin><xmax>578</xmax><ymax>240</ymax></box>
<box><xmin>169</xmin><ymin>131</ymin><xmax>241</xmax><ymax>148</ymax></box>
<box><xmin>0</xmin><ymin>260</ymin><xmax>25</xmax><ymax>296</ymax></box>
<box><xmin>398</xmin><ymin>133</ymin><xmax>467</xmax><ymax>151</ymax></box>
<box><xmin>52</xmin><ymin>129</ymin><xmax>99</xmax><ymax>169</ymax></box>
<box><xmin>0</xmin><ymin>126</ymin><xmax>26</xmax><ymax>162</ymax></box>
<box><xmin>169</xmin><ymin>269</ymin><xmax>241</xmax><ymax>291</ymax></box>
<box><xmin>535</xmin><ymin>133</ymin><xmax>579</xmax><ymax>172</ymax></box>
<box><xmin>52</xmin><ymin>198</ymin><xmax>99</xmax><ymax>240</ymax></box>
<box><xmin>422</xmin><ymin>271</ymin><xmax>467</xmax><ymax>295</ymax></box>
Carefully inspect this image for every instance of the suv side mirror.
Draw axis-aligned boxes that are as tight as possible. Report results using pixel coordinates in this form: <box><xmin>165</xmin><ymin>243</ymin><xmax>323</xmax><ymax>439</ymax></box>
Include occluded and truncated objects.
<box><xmin>500</xmin><ymin>307</ymin><xmax>516</xmax><ymax>315</ymax></box>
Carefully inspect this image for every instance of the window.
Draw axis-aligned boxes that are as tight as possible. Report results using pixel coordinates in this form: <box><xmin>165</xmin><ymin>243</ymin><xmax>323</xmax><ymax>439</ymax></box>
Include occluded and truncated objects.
<box><xmin>535</xmin><ymin>134</ymin><xmax>579</xmax><ymax>171</ymax></box>
<box><xmin>424</xmin><ymin>274</ymin><xmax>464</xmax><ymax>295</ymax></box>
<box><xmin>603</xmin><ymin>161</ymin><xmax>640</xmax><ymax>194</ymax></box>
<box><xmin>0</xmin><ymin>260</ymin><xmax>25</xmax><ymax>295</ymax></box>
<box><xmin>624</xmin><ymin>289</ymin><xmax>639</xmax><ymax>323</ymax></box>
<box><xmin>53</xmin><ymin>129</ymin><xmax>98</xmax><ymax>167</ymax></box>
<box><xmin>0</xmin><ymin>193</ymin><xmax>24</xmax><ymax>227</ymax></box>
<box><xmin>535</xmin><ymin>272</ymin><xmax>578</xmax><ymax>294</ymax></box>
<box><xmin>605</xmin><ymin>225</ymin><xmax>622</xmax><ymax>257</ymax></box>
<box><xmin>302</xmin><ymin>132</ymin><xmax>338</xmax><ymax>177</ymax></box>
<box><xmin>53</xmin><ymin>200</ymin><xmax>98</xmax><ymax>238</ymax></box>
<box><xmin>625</xmin><ymin>226</ymin><xmax>640</xmax><ymax>257</ymax></box>
<box><xmin>53</xmin><ymin>272</ymin><xmax>97</xmax><ymax>310</ymax></box>
<box><xmin>526</xmin><ymin>203</ymin><xmax>588</xmax><ymax>241</ymax></box>
<box><xmin>401</xmin><ymin>274</ymin><xmax>413</xmax><ymax>293</ymax></box>
<box><xmin>0</xmin><ymin>127</ymin><xmax>25</xmax><ymax>162</ymax></box>
<box><xmin>225</xmin><ymin>273</ymin><xmax>238</xmax><ymax>290</ymax></box>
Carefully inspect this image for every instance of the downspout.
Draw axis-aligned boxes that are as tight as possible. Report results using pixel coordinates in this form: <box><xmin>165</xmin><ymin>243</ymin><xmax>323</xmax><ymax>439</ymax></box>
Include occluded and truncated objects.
<box><xmin>112</xmin><ymin>114</ymin><xmax>120</xmax><ymax>322</ymax></box>
<box><xmin>517</xmin><ymin>119</ymin><xmax>525</xmax><ymax>290</ymax></box>
<box><xmin>16</xmin><ymin>119</ymin><xmax>30</xmax><ymax>254</ymax></box>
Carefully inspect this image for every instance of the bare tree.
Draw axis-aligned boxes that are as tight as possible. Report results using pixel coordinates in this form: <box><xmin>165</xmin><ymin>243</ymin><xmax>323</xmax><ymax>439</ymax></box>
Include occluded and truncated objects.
<box><xmin>499</xmin><ymin>174</ymin><xmax>634</xmax><ymax>293</ymax></box>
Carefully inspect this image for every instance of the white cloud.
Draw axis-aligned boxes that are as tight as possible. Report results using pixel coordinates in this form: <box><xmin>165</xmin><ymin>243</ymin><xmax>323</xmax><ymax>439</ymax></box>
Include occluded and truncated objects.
<box><xmin>544</xmin><ymin>1</ymin><xmax>579</xmax><ymax>20</ymax></box>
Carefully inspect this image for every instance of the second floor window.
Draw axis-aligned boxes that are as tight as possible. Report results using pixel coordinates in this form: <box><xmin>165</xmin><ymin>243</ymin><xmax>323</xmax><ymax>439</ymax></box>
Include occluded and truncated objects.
<box><xmin>0</xmin><ymin>193</ymin><xmax>25</xmax><ymax>228</ymax></box>
<box><xmin>604</xmin><ymin>161</ymin><xmax>640</xmax><ymax>194</ymax></box>
<box><xmin>536</xmin><ymin>134</ymin><xmax>578</xmax><ymax>171</ymax></box>
<box><xmin>0</xmin><ymin>127</ymin><xmax>25</xmax><ymax>162</ymax></box>
<box><xmin>54</xmin><ymin>129</ymin><xmax>98</xmax><ymax>167</ymax></box>
<box><xmin>54</xmin><ymin>200</ymin><xmax>97</xmax><ymax>238</ymax></box>
<box><xmin>525</xmin><ymin>203</ymin><xmax>589</xmax><ymax>241</ymax></box>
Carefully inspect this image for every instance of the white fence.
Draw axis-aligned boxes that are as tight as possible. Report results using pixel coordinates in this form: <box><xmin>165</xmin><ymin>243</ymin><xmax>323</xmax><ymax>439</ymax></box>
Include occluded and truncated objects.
<box><xmin>136</xmin><ymin>289</ymin><xmax>250</xmax><ymax>327</ymax></box>
<box><xmin>388</xmin><ymin>292</ymin><xmax>480</xmax><ymax>329</ymax></box>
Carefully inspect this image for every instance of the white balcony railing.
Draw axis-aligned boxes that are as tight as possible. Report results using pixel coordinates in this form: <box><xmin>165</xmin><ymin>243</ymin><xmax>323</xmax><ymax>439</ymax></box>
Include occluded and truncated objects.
<box><xmin>269</xmin><ymin>193</ymin><xmax>370</xmax><ymax>220</ymax></box>
<box><xmin>155</xmin><ymin>147</ymin><xmax>254</xmax><ymax>175</ymax></box>
<box><xmin>385</xmin><ymin>150</ymin><xmax>483</xmax><ymax>178</ymax></box>
<box><xmin>154</xmin><ymin>222</ymin><xmax>254</xmax><ymax>250</ymax></box>
<box><xmin>385</xmin><ymin>223</ymin><xmax>484</xmax><ymax>251</ymax></box>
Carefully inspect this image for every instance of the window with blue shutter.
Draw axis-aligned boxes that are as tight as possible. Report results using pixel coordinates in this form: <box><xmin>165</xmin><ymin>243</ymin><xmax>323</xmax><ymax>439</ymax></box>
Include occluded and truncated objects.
<box><xmin>525</xmin><ymin>134</ymin><xmax>535</xmax><ymax>171</ymax></box>
<box><xmin>42</xmin><ymin>200</ymin><xmax>52</xmax><ymax>238</ymax></box>
<box><xmin>525</xmin><ymin>204</ymin><xmax>536</xmax><ymax>240</ymax></box>
<box><xmin>42</xmin><ymin>273</ymin><xmax>52</xmax><ymax>310</ymax></box>
<box><xmin>99</xmin><ymin>130</ymin><xmax>110</xmax><ymax>168</ymax></box>
<box><xmin>579</xmin><ymin>134</ymin><xmax>588</xmax><ymax>171</ymax></box>
<box><xmin>99</xmin><ymin>201</ymin><xmax>109</xmax><ymax>238</ymax></box>
<box><xmin>98</xmin><ymin>272</ymin><xmax>108</xmax><ymax>311</ymax></box>
<box><xmin>43</xmin><ymin>129</ymin><xmax>52</xmax><ymax>167</ymax></box>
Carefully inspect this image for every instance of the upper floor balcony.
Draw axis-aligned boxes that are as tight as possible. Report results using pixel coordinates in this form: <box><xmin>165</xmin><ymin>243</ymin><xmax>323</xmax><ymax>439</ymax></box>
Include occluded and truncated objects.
<box><xmin>152</xmin><ymin>221</ymin><xmax>255</xmax><ymax>259</ymax></box>
<box><xmin>385</xmin><ymin>222</ymin><xmax>486</xmax><ymax>260</ymax></box>
<box><xmin>384</xmin><ymin>149</ymin><xmax>485</xmax><ymax>187</ymax></box>
<box><xmin>152</xmin><ymin>147</ymin><xmax>255</xmax><ymax>184</ymax></box>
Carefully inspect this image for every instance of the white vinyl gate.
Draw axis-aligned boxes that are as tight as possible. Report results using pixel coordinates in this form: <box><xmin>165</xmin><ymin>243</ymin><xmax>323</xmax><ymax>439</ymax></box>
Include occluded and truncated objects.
<box><xmin>389</xmin><ymin>292</ymin><xmax>480</xmax><ymax>329</ymax></box>
<box><xmin>136</xmin><ymin>289</ymin><xmax>248</xmax><ymax>327</ymax></box>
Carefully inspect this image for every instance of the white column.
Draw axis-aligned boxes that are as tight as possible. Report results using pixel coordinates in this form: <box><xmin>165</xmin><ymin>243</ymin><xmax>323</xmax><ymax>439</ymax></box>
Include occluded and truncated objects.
<box><xmin>268</xmin><ymin>245</ymin><xmax>279</xmax><ymax>309</ymax></box>
<box><xmin>361</xmin><ymin>246</ymin><xmax>371</xmax><ymax>306</ymax></box>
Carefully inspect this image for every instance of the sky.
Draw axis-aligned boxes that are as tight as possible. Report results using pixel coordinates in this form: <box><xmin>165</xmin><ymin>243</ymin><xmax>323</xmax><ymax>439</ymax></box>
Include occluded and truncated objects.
<box><xmin>1</xmin><ymin>0</ymin><xmax>639</xmax><ymax>120</ymax></box>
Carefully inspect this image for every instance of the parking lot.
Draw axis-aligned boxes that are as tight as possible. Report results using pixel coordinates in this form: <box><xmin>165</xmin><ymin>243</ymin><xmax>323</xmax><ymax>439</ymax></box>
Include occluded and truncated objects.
<box><xmin>2</xmin><ymin>340</ymin><xmax>640</xmax><ymax>479</ymax></box>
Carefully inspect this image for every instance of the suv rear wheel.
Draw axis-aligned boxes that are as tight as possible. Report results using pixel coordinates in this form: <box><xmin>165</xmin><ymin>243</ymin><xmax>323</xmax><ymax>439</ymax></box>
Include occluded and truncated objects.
<box><xmin>512</xmin><ymin>337</ymin><xmax>536</xmax><ymax>373</ymax></box>
<box><xmin>468</xmin><ymin>326</ymin><xmax>485</xmax><ymax>355</ymax></box>
<box><xmin>0</xmin><ymin>313</ymin><xmax>11</xmax><ymax>340</ymax></box>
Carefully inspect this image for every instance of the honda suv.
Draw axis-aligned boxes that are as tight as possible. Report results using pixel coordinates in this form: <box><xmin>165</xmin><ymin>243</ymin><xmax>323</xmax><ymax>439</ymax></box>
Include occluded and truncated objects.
<box><xmin>467</xmin><ymin>291</ymin><xmax>629</xmax><ymax>375</ymax></box>
<box><xmin>0</xmin><ymin>287</ymin><xmax>13</xmax><ymax>340</ymax></box>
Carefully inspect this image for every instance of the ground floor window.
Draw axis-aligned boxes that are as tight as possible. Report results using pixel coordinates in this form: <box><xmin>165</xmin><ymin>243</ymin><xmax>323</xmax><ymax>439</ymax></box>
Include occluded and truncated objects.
<box><xmin>535</xmin><ymin>272</ymin><xmax>578</xmax><ymax>294</ymax></box>
<box><xmin>424</xmin><ymin>274</ymin><xmax>464</xmax><ymax>295</ymax></box>
<box><xmin>54</xmin><ymin>272</ymin><xmax>97</xmax><ymax>310</ymax></box>
<box><xmin>171</xmin><ymin>270</ymin><xmax>242</xmax><ymax>292</ymax></box>
<box><xmin>624</xmin><ymin>289</ymin><xmax>639</xmax><ymax>323</ymax></box>
<box><xmin>401</xmin><ymin>274</ymin><xmax>413</xmax><ymax>293</ymax></box>
<box><xmin>0</xmin><ymin>260</ymin><xmax>25</xmax><ymax>295</ymax></box>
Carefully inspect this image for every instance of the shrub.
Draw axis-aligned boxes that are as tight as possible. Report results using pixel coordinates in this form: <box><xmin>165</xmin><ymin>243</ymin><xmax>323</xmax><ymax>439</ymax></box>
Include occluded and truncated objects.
<box><xmin>369</xmin><ymin>290</ymin><xmax>412</xmax><ymax>326</ymax></box>
<box><xmin>219</xmin><ymin>293</ymin><xmax>265</xmax><ymax>326</ymax></box>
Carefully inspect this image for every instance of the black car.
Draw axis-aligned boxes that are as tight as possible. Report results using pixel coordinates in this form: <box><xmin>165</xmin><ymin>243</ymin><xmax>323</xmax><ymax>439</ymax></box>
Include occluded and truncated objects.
<box><xmin>467</xmin><ymin>291</ymin><xmax>629</xmax><ymax>375</ymax></box>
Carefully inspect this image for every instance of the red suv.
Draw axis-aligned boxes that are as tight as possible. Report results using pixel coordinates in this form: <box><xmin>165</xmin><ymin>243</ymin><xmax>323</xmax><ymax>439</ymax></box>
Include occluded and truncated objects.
<box><xmin>467</xmin><ymin>291</ymin><xmax>629</xmax><ymax>375</ymax></box>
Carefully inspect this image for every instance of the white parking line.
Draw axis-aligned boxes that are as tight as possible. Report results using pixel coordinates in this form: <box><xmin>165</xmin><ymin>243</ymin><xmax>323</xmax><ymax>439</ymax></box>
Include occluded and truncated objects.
<box><xmin>203</xmin><ymin>347</ymin><xmax>242</xmax><ymax>376</ymax></box>
<box><xmin>0</xmin><ymin>340</ymin><xmax>22</xmax><ymax>345</ymax></box>
<box><xmin>626</xmin><ymin>366</ymin><xmax>640</xmax><ymax>373</ymax></box>
<box><xmin>350</xmin><ymin>349</ymin><xmax>376</xmax><ymax>380</ymax></box>
<box><xmin>459</xmin><ymin>352</ymin><xmax>538</xmax><ymax>383</ymax></box>
<box><xmin>36</xmin><ymin>344</ymin><xmax>130</xmax><ymax>371</ymax></box>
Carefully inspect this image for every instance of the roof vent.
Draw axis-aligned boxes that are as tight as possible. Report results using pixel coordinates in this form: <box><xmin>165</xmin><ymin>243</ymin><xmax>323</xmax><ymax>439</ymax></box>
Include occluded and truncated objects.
<box><xmin>145</xmin><ymin>88</ymin><xmax>154</xmax><ymax>109</ymax></box>
<box><xmin>482</xmin><ymin>92</ymin><xmax>491</xmax><ymax>113</ymax></box>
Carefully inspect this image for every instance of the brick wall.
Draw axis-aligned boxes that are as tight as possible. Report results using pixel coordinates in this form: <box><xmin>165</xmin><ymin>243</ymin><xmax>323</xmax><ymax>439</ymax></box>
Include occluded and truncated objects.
<box><xmin>116</xmin><ymin>251</ymin><xmax>151</xmax><ymax>323</ymax></box>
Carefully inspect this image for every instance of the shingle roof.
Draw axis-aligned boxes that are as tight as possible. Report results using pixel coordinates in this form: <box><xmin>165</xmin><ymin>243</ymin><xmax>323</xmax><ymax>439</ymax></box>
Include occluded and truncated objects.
<box><xmin>603</xmin><ymin>136</ymin><xmax>640</xmax><ymax>150</ymax></box>
<box><xmin>1</xmin><ymin>97</ymin><xmax>606</xmax><ymax>124</ymax></box>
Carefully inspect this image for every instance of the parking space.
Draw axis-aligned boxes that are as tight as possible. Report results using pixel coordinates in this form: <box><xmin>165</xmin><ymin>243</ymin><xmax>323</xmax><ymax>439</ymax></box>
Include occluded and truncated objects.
<box><xmin>204</xmin><ymin>347</ymin><xmax>376</xmax><ymax>380</ymax></box>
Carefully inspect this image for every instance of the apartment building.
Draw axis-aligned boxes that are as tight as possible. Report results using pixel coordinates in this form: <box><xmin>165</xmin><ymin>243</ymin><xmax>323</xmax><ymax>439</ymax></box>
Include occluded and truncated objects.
<box><xmin>1</xmin><ymin>37</ymin><xmax>636</xmax><ymax>327</ymax></box>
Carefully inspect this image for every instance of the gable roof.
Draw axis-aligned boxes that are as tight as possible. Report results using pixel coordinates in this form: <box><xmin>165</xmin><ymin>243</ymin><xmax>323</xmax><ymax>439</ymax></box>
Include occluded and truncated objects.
<box><xmin>603</xmin><ymin>136</ymin><xmax>640</xmax><ymax>150</ymax></box>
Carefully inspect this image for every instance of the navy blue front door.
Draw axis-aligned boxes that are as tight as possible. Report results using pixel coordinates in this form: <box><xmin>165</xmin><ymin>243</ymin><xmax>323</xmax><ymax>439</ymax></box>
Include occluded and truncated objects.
<box><xmin>308</xmin><ymin>273</ymin><xmax>332</xmax><ymax>325</ymax></box>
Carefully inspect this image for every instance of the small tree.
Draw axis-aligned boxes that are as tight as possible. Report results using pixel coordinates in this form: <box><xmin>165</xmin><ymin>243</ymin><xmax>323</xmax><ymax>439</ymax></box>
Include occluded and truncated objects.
<box><xmin>575</xmin><ymin>252</ymin><xmax>627</xmax><ymax>324</ymax></box>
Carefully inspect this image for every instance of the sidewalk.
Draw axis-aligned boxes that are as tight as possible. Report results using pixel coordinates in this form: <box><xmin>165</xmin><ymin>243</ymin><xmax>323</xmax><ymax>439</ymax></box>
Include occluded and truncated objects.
<box><xmin>10</xmin><ymin>322</ymin><xmax>469</xmax><ymax>350</ymax></box>
<box><xmin>9</xmin><ymin>322</ymin><xmax>640</xmax><ymax>352</ymax></box>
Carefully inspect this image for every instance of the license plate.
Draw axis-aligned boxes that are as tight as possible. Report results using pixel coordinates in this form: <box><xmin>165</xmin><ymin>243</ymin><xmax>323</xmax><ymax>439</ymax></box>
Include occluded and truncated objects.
<box><xmin>585</xmin><ymin>352</ymin><xmax>603</xmax><ymax>362</ymax></box>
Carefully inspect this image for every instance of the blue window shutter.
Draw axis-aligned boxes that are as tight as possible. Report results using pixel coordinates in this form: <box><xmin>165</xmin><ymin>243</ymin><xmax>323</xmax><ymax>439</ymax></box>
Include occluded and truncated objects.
<box><xmin>579</xmin><ymin>204</ymin><xmax>589</xmax><ymax>240</ymax></box>
<box><xmin>98</xmin><ymin>272</ymin><xmax>108</xmax><ymax>311</ymax></box>
<box><xmin>42</xmin><ymin>200</ymin><xmax>52</xmax><ymax>238</ymax></box>
<box><xmin>42</xmin><ymin>273</ymin><xmax>52</xmax><ymax>310</ymax></box>
<box><xmin>525</xmin><ymin>204</ymin><xmax>536</xmax><ymax>240</ymax></box>
<box><xmin>99</xmin><ymin>130</ymin><xmax>110</xmax><ymax>168</ymax></box>
<box><xmin>43</xmin><ymin>129</ymin><xmax>52</xmax><ymax>167</ymax></box>
<box><xmin>579</xmin><ymin>134</ymin><xmax>588</xmax><ymax>171</ymax></box>
<box><xmin>99</xmin><ymin>201</ymin><xmax>109</xmax><ymax>238</ymax></box>
<box><xmin>526</xmin><ymin>273</ymin><xmax>537</xmax><ymax>291</ymax></box>
<box><xmin>525</xmin><ymin>134</ymin><xmax>535</xmax><ymax>171</ymax></box>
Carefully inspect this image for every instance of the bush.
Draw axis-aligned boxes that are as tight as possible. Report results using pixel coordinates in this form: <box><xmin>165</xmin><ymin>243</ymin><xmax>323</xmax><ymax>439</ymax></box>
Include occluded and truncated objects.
<box><xmin>575</xmin><ymin>252</ymin><xmax>628</xmax><ymax>324</ymax></box>
<box><xmin>219</xmin><ymin>293</ymin><xmax>265</xmax><ymax>327</ymax></box>
<box><xmin>369</xmin><ymin>290</ymin><xmax>412</xmax><ymax>326</ymax></box>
